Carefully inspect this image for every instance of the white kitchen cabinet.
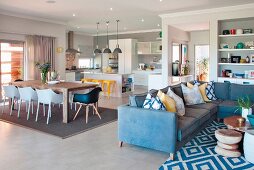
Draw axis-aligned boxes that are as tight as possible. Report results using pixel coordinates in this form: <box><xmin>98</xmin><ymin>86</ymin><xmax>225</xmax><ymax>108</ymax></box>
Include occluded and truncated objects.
<box><xmin>109</xmin><ymin>39</ymin><xmax>138</xmax><ymax>74</ymax></box>
<box><xmin>65</xmin><ymin>72</ymin><xmax>75</xmax><ymax>82</ymax></box>
<box><xmin>137</xmin><ymin>41</ymin><xmax>162</xmax><ymax>55</ymax></box>
<box><xmin>133</xmin><ymin>70</ymin><xmax>162</xmax><ymax>86</ymax></box>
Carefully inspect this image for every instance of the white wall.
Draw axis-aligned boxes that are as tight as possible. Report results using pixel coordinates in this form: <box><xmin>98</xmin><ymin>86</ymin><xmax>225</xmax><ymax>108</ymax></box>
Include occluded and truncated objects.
<box><xmin>188</xmin><ymin>30</ymin><xmax>210</xmax><ymax>77</ymax></box>
<box><xmin>0</xmin><ymin>14</ymin><xmax>66</xmax><ymax>79</ymax></box>
<box><xmin>161</xmin><ymin>3</ymin><xmax>254</xmax><ymax>82</ymax></box>
<box><xmin>161</xmin><ymin>25</ymin><xmax>189</xmax><ymax>86</ymax></box>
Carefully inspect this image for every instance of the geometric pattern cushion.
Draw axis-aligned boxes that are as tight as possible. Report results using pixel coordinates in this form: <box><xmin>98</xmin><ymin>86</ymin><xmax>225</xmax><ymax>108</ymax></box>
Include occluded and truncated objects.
<box><xmin>181</xmin><ymin>84</ymin><xmax>204</xmax><ymax>105</ymax></box>
<box><xmin>167</xmin><ymin>88</ymin><xmax>185</xmax><ymax>116</ymax></box>
<box><xmin>159</xmin><ymin>121</ymin><xmax>254</xmax><ymax>170</ymax></box>
<box><xmin>142</xmin><ymin>93</ymin><xmax>166</xmax><ymax>110</ymax></box>
<box><xmin>206</xmin><ymin>81</ymin><xmax>217</xmax><ymax>100</ymax></box>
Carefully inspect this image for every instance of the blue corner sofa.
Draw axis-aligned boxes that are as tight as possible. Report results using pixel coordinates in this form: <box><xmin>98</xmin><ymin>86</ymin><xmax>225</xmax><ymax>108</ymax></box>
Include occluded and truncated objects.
<box><xmin>117</xmin><ymin>82</ymin><xmax>254</xmax><ymax>159</ymax></box>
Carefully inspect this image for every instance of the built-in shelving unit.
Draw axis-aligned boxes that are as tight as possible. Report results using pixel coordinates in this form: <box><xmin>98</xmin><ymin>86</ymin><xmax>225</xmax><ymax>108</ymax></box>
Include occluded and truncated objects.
<box><xmin>217</xmin><ymin>18</ymin><xmax>254</xmax><ymax>85</ymax></box>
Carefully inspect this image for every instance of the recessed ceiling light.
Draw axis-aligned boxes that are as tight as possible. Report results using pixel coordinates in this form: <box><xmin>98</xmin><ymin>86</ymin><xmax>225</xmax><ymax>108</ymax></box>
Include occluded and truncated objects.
<box><xmin>72</xmin><ymin>13</ymin><xmax>76</xmax><ymax>17</ymax></box>
<box><xmin>157</xmin><ymin>24</ymin><xmax>160</xmax><ymax>27</ymax></box>
<box><xmin>141</xmin><ymin>19</ymin><xmax>144</xmax><ymax>22</ymax></box>
<box><xmin>46</xmin><ymin>0</ymin><xmax>56</xmax><ymax>3</ymax></box>
<box><xmin>110</xmin><ymin>8</ymin><xmax>113</xmax><ymax>11</ymax></box>
<box><xmin>77</xmin><ymin>26</ymin><xmax>80</xmax><ymax>29</ymax></box>
<box><xmin>160</xmin><ymin>0</ymin><xmax>163</xmax><ymax>2</ymax></box>
<box><xmin>124</xmin><ymin>27</ymin><xmax>127</xmax><ymax>30</ymax></box>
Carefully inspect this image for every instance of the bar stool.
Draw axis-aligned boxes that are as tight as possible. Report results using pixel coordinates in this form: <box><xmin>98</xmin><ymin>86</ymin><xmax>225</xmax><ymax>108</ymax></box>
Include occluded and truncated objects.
<box><xmin>91</xmin><ymin>79</ymin><xmax>103</xmax><ymax>87</ymax></box>
<box><xmin>102</xmin><ymin>80</ymin><xmax>116</xmax><ymax>98</ymax></box>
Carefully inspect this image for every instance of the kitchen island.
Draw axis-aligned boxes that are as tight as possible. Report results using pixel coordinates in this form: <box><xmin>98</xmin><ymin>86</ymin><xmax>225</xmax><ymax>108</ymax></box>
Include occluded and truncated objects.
<box><xmin>82</xmin><ymin>72</ymin><xmax>134</xmax><ymax>97</ymax></box>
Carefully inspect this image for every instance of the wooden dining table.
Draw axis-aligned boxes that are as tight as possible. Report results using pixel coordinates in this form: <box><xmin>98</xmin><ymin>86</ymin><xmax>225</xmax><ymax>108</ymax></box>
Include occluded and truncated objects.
<box><xmin>10</xmin><ymin>80</ymin><xmax>98</xmax><ymax>123</ymax></box>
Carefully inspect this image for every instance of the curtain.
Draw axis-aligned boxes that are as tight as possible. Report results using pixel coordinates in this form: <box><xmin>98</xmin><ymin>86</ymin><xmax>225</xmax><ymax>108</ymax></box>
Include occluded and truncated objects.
<box><xmin>25</xmin><ymin>35</ymin><xmax>56</xmax><ymax>80</ymax></box>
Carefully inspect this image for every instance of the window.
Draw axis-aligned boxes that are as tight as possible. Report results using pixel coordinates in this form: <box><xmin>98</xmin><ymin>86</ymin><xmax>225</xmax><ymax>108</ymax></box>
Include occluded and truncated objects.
<box><xmin>78</xmin><ymin>58</ymin><xmax>93</xmax><ymax>68</ymax></box>
<box><xmin>195</xmin><ymin>45</ymin><xmax>209</xmax><ymax>81</ymax></box>
<box><xmin>0</xmin><ymin>41</ymin><xmax>24</xmax><ymax>99</ymax></box>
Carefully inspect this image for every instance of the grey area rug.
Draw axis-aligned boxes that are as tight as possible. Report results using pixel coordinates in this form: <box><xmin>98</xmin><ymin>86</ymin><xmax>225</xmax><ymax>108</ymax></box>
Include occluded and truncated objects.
<box><xmin>0</xmin><ymin>104</ymin><xmax>117</xmax><ymax>138</ymax></box>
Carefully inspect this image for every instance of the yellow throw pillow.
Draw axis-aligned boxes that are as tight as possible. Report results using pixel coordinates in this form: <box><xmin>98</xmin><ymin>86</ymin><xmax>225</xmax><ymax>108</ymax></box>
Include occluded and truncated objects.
<box><xmin>187</xmin><ymin>82</ymin><xmax>210</xmax><ymax>102</ymax></box>
<box><xmin>157</xmin><ymin>90</ymin><xmax>177</xmax><ymax>112</ymax></box>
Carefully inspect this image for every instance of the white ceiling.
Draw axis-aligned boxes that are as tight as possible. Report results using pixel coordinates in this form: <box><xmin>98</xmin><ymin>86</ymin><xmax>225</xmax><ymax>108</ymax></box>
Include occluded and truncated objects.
<box><xmin>0</xmin><ymin>0</ymin><xmax>253</xmax><ymax>34</ymax></box>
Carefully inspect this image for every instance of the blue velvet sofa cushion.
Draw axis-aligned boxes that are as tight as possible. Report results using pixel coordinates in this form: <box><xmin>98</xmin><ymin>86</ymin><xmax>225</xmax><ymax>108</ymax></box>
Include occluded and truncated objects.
<box><xmin>129</xmin><ymin>93</ymin><xmax>147</xmax><ymax>108</ymax></box>
<box><xmin>230</xmin><ymin>84</ymin><xmax>254</xmax><ymax>101</ymax></box>
<box><xmin>214</xmin><ymin>82</ymin><xmax>230</xmax><ymax>100</ymax></box>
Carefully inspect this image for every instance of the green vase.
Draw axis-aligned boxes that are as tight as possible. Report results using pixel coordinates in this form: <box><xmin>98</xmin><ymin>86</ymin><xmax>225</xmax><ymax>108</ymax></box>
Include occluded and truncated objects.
<box><xmin>41</xmin><ymin>72</ymin><xmax>48</xmax><ymax>84</ymax></box>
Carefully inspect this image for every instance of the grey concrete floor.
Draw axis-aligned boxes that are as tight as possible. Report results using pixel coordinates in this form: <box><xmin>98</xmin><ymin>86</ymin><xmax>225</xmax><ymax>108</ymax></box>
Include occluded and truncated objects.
<box><xmin>0</xmin><ymin>86</ymin><xmax>169</xmax><ymax>170</ymax></box>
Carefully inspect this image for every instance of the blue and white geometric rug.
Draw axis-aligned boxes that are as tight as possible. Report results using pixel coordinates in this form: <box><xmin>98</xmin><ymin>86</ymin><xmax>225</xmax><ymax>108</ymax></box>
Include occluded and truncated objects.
<box><xmin>159</xmin><ymin>121</ymin><xmax>254</xmax><ymax>170</ymax></box>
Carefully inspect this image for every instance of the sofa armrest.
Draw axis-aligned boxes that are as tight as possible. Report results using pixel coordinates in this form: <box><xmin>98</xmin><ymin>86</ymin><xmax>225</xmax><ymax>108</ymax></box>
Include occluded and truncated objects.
<box><xmin>118</xmin><ymin>105</ymin><xmax>177</xmax><ymax>154</ymax></box>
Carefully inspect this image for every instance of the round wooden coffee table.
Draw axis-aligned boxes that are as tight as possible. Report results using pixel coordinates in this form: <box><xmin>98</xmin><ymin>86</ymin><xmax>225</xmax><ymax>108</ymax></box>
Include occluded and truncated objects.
<box><xmin>224</xmin><ymin>115</ymin><xmax>251</xmax><ymax>132</ymax></box>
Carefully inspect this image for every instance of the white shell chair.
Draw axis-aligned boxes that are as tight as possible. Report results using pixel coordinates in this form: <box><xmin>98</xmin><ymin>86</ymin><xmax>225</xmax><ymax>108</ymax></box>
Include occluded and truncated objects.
<box><xmin>2</xmin><ymin>85</ymin><xmax>20</xmax><ymax>115</ymax></box>
<box><xmin>36</xmin><ymin>89</ymin><xmax>63</xmax><ymax>124</ymax></box>
<box><xmin>18</xmin><ymin>87</ymin><xmax>38</xmax><ymax>120</ymax></box>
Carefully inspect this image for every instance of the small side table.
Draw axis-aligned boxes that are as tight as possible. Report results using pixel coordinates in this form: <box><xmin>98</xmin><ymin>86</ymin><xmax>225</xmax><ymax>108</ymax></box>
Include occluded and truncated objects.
<box><xmin>244</xmin><ymin>130</ymin><xmax>254</xmax><ymax>164</ymax></box>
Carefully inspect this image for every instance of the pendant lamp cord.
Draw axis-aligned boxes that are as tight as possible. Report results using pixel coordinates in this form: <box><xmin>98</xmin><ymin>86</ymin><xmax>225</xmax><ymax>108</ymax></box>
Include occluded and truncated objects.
<box><xmin>96</xmin><ymin>22</ymin><xmax>99</xmax><ymax>47</ymax></box>
<box><xmin>116</xmin><ymin>20</ymin><xmax>119</xmax><ymax>46</ymax></box>
<box><xmin>106</xmin><ymin>21</ymin><xmax>109</xmax><ymax>48</ymax></box>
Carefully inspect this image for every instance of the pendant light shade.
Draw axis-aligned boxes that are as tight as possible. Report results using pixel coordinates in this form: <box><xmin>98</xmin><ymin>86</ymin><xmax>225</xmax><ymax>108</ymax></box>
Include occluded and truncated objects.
<box><xmin>103</xmin><ymin>21</ymin><xmax>111</xmax><ymax>54</ymax></box>
<box><xmin>113</xmin><ymin>20</ymin><xmax>122</xmax><ymax>54</ymax></box>
<box><xmin>94</xmin><ymin>22</ymin><xmax>102</xmax><ymax>54</ymax></box>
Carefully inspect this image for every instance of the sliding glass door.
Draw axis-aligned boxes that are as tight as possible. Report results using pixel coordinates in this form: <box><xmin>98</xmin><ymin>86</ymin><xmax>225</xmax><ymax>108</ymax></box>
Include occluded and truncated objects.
<box><xmin>0</xmin><ymin>41</ymin><xmax>24</xmax><ymax>100</ymax></box>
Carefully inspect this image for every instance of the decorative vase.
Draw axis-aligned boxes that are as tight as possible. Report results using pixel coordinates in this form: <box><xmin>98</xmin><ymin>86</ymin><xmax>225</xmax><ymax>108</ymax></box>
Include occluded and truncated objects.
<box><xmin>41</xmin><ymin>72</ymin><xmax>48</xmax><ymax>84</ymax></box>
<box><xmin>242</xmin><ymin>108</ymin><xmax>252</xmax><ymax>121</ymax></box>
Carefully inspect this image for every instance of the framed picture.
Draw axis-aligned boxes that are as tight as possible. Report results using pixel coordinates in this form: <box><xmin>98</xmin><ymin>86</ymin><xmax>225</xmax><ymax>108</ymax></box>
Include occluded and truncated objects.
<box><xmin>231</xmin><ymin>56</ymin><xmax>241</xmax><ymax>63</ymax></box>
<box><xmin>225</xmin><ymin>69</ymin><xmax>232</xmax><ymax>77</ymax></box>
<box><xmin>250</xmin><ymin>55</ymin><xmax>254</xmax><ymax>63</ymax></box>
<box><xmin>249</xmin><ymin>70</ymin><xmax>254</xmax><ymax>78</ymax></box>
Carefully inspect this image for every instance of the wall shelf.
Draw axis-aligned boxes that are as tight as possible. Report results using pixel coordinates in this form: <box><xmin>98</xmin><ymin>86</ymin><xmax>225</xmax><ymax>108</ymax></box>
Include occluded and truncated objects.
<box><xmin>218</xmin><ymin>63</ymin><xmax>254</xmax><ymax>66</ymax></box>
<box><xmin>218</xmin><ymin>49</ymin><xmax>254</xmax><ymax>52</ymax></box>
<box><xmin>218</xmin><ymin>33</ymin><xmax>254</xmax><ymax>38</ymax></box>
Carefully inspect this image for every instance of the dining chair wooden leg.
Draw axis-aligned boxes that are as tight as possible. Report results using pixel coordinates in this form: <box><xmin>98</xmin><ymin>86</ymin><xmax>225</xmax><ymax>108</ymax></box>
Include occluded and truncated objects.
<box><xmin>27</xmin><ymin>101</ymin><xmax>31</xmax><ymax>120</ymax></box>
<box><xmin>73</xmin><ymin>104</ymin><xmax>82</xmax><ymax>120</ymax></box>
<box><xmin>92</xmin><ymin>104</ymin><xmax>101</xmax><ymax>119</ymax></box>
<box><xmin>36</xmin><ymin>102</ymin><xmax>40</xmax><ymax>122</ymax></box>
<box><xmin>17</xmin><ymin>99</ymin><xmax>22</xmax><ymax>118</ymax></box>
<box><xmin>85</xmin><ymin>105</ymin><xmax>89</xmax><ymax>124</ymax></box>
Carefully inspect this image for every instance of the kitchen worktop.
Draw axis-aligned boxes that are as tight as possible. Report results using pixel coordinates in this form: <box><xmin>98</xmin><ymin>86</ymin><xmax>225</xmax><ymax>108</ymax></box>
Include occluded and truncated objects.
<box><xmin>82</xmin><ymin>72</ymin><xmax>133</xmax><ymax>75</ymax></box>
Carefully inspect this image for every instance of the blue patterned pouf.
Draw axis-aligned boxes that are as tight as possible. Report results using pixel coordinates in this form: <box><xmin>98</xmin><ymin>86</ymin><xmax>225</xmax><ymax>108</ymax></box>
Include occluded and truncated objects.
<box><xmin>159</xmin><ymin>121</ymin><xmax>254</xmax><ymax>170</ymax></box>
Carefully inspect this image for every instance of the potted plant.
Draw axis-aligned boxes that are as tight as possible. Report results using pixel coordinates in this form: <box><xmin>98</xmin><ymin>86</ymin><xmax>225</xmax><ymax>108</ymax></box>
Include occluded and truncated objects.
<box><xmin>183</xmin><ymin>60</ymin><xmax>189</xmax><ymax>75</ymax></box>
<box><xmin>237</xmin><ymin>96</ymin><xmax>253</xmax><ymax>120</ymax></box>
<box><xmin>198</xmin><ymin>58</ymin><xmax>209</xmax><ymax>81</ymax></box>
<box><xmin>35</xmin><ymin>62</ymin><xmax>51</xmax><ymax>84</ymax></box>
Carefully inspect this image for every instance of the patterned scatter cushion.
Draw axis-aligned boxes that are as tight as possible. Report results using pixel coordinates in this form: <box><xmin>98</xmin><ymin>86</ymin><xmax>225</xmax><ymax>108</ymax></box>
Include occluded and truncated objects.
<box><xmin>206</xmin><ymin>81</ymin><xmax>217</xmax><ymax>100</ymax></box>
<box><xmin>167</xmin><ymin>88</ymin><xmax>185</xmax><ymax>116</ymax></box>
<box><xmin>187</xmin><ymin>82</ymin><xmax>211</xmax><ymax>102</ymax></box>
<box><xmin>193</xmin><ymin>80</ymin><xmax>200</xmax><ymax>85</ymax></box>
<box><xmin>142</xmin><ymin>93</ymin><xmax>166</xmax><ymax>110</ymax></box>
<box><xmin>157</xmin><ymin>90</ymin><xmax>177</xmax><ymax>113</ymax></box>
<box><xmin>181</xmin><ymin>84</ymin><xmax>204</xmax><ymax>105</ymax></box>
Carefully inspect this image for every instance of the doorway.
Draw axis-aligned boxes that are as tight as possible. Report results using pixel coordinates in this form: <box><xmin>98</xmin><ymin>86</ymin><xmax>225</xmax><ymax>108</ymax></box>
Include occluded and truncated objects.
<box><xmin>195</xmin><ymin>45</ymin><xmax>209</xmax><ymax>81</ymax></box>
<box><xmin>0</xmin><ymin>41</ymin><xmax>24</xmax><ymax>99</ymax></box>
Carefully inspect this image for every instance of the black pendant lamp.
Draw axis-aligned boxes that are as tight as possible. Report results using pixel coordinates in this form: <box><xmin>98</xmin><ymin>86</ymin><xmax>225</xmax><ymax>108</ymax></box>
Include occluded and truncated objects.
<box><xmin>103</xmin><ymin>21</ymin><xmax>111</xmax><ymax>53</ymax></box>
<box><xmin>94</xmin><ymin>22</ymin><xmax>102</xmax><ymax>54</ymax></box>
<box><xmin>113</xmin><ymin>20</ymin><xmax>122</xmax><ymax>54</ymax></box>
